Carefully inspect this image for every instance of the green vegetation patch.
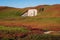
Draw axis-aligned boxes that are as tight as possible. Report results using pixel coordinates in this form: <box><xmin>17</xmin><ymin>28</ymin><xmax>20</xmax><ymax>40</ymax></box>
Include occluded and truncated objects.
<box><xmin>0</xmin><ymin>26</ymin><xmax>29</xmax><ymax>33</ymax></box>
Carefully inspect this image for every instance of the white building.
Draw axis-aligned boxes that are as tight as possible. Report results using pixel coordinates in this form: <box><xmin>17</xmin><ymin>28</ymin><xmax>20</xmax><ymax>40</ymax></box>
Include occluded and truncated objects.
<box><xmin>22</xmin><ymin>9</ymin><xmax>37</xmax><ymax>16</ymax></box>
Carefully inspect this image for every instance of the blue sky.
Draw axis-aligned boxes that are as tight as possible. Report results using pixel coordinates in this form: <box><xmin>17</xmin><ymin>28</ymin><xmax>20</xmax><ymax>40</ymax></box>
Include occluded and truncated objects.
<box><xmin>0</xmin><ymin>0</ymin><xmax>60</xmax><ymax>8</ymax></box>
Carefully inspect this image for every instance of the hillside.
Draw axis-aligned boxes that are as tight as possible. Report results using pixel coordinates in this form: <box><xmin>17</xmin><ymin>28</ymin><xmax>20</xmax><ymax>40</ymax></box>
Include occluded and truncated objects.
<box><xmin>0</xmin><ymin>4</ymin><xmax>60</xmax><ymax>31</ymax></box>
<box><xmin>0</xmin><ymin>4</ymin><xmax>60</xmax><ymax>18</ymax></box>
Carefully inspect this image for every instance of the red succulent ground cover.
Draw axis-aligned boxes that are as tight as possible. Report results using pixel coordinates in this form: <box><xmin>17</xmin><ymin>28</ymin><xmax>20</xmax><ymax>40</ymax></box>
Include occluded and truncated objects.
<box><xmin>0</xmin><ymin>21</ymin><xmax>60</xmax><ymax>31</ymax></box>
<box><xmin>0</xmin><ymin>28</ymin><xmax>45</xmax><ymax>39</ymax></box>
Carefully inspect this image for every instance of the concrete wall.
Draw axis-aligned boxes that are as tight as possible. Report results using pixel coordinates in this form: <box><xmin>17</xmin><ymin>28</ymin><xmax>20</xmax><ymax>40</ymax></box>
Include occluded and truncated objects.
<box><xmin>28</xmin><ymin>9</ymin><xmax>37</xmax><ymax>16</ymax></box>
<box><xmin>22</xmin><ymin>9</ymin><xmax>37</xmax><ymax>17</ymax></box>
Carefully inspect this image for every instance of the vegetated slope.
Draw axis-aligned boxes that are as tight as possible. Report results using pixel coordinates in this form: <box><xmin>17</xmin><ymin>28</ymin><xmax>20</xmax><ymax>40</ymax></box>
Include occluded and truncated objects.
<box><xmin>0</xmin><ymin>6</ymin><xmax>29</xmax><ymax>19</ymax></box>
<box><xmin>0</xmin><ymin>4</ymin><xmax>60</xmax><ymax>18</ymax></box>
<box><xmin>0</xmin><ymin>6</ymin><xmax>21</xmax><ymax>18</ymax></box>
<box><xmin>0</xmin><ymin>4</ymin><xmax>60</xmax><ymax>31</ymax></box>
<box><xmin>36</xmin><ymin>4</ymin><xmax>60</xmax><ymax>17</ymax></box>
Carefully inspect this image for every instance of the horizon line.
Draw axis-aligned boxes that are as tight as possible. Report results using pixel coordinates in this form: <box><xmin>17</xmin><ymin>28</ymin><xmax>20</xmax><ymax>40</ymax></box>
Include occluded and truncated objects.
<box><xmin>0</xmin><ymin>4</ymin><xmax>60</xmax><ymax>8</ymax></box>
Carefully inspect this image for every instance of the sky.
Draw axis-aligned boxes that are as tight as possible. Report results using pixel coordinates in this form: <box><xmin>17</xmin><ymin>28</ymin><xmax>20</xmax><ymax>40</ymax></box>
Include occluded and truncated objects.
<box><xmin>0</xmin><ymin>0</ymin><xmax>60</xmax><ymax>8</ymax></box>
